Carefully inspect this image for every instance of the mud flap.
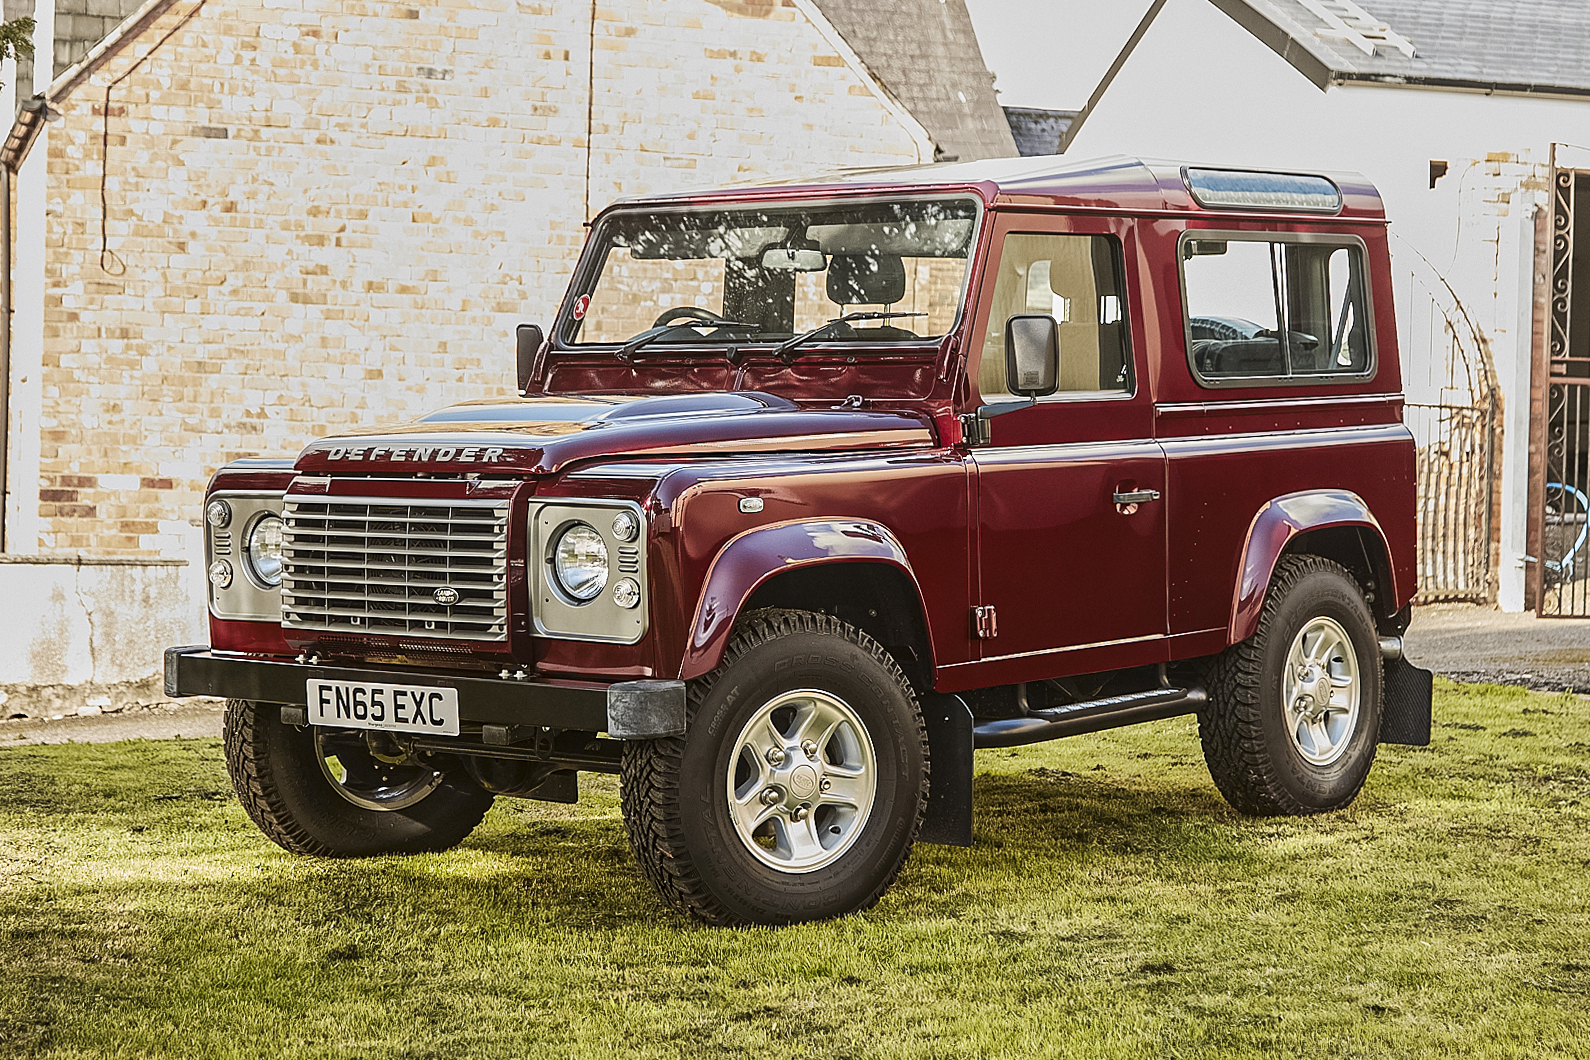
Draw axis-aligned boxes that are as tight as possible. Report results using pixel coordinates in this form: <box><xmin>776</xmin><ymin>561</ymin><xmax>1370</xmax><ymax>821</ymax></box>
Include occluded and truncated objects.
<box><xmin>918</xmin><ymin>692</ymin><xmax>974</xmax><ymax>846</ymax></box>
<box><xmin>1381</xmin><ymin>656</ymin><xmax>1433</xmax><ymax>746</ymax></box>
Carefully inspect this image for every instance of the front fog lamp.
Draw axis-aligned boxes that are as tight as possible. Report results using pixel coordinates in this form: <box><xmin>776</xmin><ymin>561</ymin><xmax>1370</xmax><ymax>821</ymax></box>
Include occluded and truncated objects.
<box><xmin>246</xmin><ymin>515</ymin><xmax>285</xmax><ymax>587</ymax></box>
<box><xmin>208</xmin><ymin>560</ymin><xmax>233</xmax><ymax>589</ymax></box>
<box><xmin>612</xmin><ymin>578</ymin><xmax>641</xmax><ymax>609</ymax></box>
<box><xmin>553</xmin><ymin>523</ymin><xmax>609</xmax><ymax>601</ymax></box>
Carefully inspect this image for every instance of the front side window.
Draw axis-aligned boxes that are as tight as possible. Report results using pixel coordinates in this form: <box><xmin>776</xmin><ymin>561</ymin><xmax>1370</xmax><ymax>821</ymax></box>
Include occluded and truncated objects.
<box><xmin>567</xmin><ymin>198</ymin><xmax>978</xmax><ymax>350</ymax></box>
<box><xmin>978</xmin><ymin>232</ymin><xmax>1131</xmax><ymax>397</ymax></box>
<box><xmin>1181</xmin><ymin>235</ymin><xmax>1373</xmax><ymax>384</ymax></box>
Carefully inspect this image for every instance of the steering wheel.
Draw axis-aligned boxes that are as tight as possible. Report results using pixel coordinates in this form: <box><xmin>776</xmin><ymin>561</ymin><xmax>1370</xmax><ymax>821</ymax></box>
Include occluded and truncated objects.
<box><xmin>652</xmin><ymin>306</ymin><xmax>740</xmax><ymax>329</ymax></box>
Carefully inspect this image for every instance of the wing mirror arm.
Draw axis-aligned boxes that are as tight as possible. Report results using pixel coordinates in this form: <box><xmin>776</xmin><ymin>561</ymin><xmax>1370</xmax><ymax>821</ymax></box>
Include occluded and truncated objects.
<box><xmin>516</xmin><ymin>323</ymin><xmax>544</xmax><ymax>395</ymax></box>
<box><xmin>977</xmin><ymin>398</ymin><xmax>1036</xmax><ymax>420</ymax></box>
<box><xmin>961</xmin><ymin>314</ymin><xmax>1059</xmax><ymax>447</ymax></box>
<box><xmin>960</xmin><ymin>398</ymin><xmax>1034</xmax><ymax>446</ymax></box>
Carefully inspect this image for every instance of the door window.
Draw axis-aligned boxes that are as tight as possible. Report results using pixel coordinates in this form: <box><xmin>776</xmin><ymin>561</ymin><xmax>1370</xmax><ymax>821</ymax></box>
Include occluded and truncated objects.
<box><xmin>978</xmin><ymin>233</ymin><xmax>1132</xmax><ymax>397</ymax></box>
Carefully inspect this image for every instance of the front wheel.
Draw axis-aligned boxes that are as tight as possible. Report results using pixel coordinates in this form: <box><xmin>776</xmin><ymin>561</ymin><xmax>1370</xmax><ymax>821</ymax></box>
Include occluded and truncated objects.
<box><xmin>223</xmin><ymin>700</ymin><xmax>494</xmax><ymax>857</ymax></box>
<box><xmin>1199</xmin><ymin>555</ymin><xmax>1383</xmax><ymax>816</ymax></box>
<box><xmin>621</xmin><ymin>610</ymin><xmax>929</xmax><ymax>925</ymax></box>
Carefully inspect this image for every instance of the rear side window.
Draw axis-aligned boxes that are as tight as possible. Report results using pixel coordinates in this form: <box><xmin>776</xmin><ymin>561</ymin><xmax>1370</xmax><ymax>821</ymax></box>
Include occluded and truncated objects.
<box><xmin>1180</xmin><ymin>234</ymin><xmax>1373</xmax><ymax>385</ymax></box>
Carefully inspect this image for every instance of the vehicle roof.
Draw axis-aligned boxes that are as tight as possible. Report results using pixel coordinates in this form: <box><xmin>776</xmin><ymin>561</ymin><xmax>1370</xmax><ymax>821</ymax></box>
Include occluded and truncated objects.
<box><xmin>606</xmin><ymin>154</ymin><xmax>1386</xmax><ymax>222</ymax></box>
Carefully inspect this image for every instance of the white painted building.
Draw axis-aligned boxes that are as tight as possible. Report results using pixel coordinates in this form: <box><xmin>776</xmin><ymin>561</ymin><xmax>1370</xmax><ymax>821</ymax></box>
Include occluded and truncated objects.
<box><xmin>1064</xmin><ymin>0</ymin><xmax>1590</xmax><ymax>614</ymax></box>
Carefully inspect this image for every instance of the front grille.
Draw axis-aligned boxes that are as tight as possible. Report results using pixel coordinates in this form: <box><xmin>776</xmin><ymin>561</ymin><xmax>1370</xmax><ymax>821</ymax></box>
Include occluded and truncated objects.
<box><xmin>282</xmin><ymin>497</ymin><xmax>511</xmax><ymax>642</ymax></box>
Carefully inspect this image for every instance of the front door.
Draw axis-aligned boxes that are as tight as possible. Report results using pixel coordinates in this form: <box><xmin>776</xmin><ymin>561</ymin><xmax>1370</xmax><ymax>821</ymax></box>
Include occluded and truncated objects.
<box><xmin>968</xmin><ymin>217</ymin><xmax>1167</xmax><ymax>681</ymax></box>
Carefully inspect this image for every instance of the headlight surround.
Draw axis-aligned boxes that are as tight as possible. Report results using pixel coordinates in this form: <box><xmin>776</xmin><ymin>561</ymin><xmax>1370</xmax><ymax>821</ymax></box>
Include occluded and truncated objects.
<box><xmin>552</xmin><ymin>522</ymin><xmax>609</xmax><ymax>602</ymax></box>
<box><xmin>246</xmin><ymin>514</ymin><xmax>285</xmax><ymax>587</ymax></box>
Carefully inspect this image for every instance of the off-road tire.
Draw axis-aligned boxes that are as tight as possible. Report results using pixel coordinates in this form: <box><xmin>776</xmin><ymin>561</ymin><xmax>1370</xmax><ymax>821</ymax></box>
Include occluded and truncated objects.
<box><xmin>1199</xmin><ymin>555</ymin><xmax>1383</xmax><ymax>816</ymax></box>
<box><xmin>620</xmin><ymin>610</ymin><xmax>930</xmax><ymax>926</ymax></box>
<box><xmin>223</xmin><ymin>699</ymin><xmax>494</xmax><ymax>857</ymax></box>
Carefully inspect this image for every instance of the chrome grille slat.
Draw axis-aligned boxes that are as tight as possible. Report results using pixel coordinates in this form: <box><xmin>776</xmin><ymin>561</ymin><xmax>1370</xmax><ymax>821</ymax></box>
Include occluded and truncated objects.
<box><xmin>285</xmin><ymin>525</ymin><xmax>504</xmax><ymax>541</ymax></box>
<box><xmin>284</xmin><ymin>573</ymin><xmax>502</xmax><ymax>587</ymax></box>
<box><xmin>282</xmin><ymin>497</ymin><xmax>510</xmax><ymax>642</ymax></box>
<box><xmin>283</xmin><ymin>543</ymin><xmax>502</xmax><ymax>559</ymax></box>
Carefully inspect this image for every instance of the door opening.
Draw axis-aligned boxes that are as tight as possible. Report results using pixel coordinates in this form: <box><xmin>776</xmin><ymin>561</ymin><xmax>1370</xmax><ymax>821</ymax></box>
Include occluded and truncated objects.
<box><xmin>1535</xmin><ymin>166</ymin><xmax>1590</xmax><ymax>617</ymax></box>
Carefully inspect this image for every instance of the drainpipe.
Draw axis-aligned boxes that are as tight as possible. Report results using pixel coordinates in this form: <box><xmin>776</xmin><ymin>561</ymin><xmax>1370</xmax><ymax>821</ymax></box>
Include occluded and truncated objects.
<box><xmin>0</xmin><ymin>0</ymin><xmax>182</xmax><ymax>551</ymax></box>
<box><xmin>0</xmin><ymin>56</ymin><xmax>12</xmax><ymax>551</ymax></box>
<box><xmin>1</xmin><ymin>161</ymin><xmax>9</xmax><ymax>552</ymax></box>
<box><xmin>2</xmin><ymin>0</ymin><xmax>55</xmax><ymax>555</ymax></box>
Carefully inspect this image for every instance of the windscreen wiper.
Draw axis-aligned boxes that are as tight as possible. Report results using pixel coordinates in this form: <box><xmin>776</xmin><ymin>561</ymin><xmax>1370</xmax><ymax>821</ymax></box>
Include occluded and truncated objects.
<box><xmin>615</xmin><ymin>319</ymin><xmax>761</xmax><ymax>362</ymax></box>
<box><xmin>771</xmin><ymin>312</ymin><xmax>927</xmax><ymax>364</ymax></box>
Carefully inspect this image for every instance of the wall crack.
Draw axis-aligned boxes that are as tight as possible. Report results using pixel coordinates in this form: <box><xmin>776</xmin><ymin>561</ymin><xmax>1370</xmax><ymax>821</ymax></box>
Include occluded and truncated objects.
<box><xmin>71</xmin><ymin>565</ymin><xmax>98</xmax><ymax>684</ymax></box>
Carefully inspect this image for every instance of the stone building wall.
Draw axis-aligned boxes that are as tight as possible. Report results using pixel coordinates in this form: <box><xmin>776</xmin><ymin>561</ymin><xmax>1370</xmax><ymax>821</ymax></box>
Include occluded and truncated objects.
<box><xmin>26</xmin><ymin>0</ymin><xmax>924</xmax><ymax>555</ymax></box>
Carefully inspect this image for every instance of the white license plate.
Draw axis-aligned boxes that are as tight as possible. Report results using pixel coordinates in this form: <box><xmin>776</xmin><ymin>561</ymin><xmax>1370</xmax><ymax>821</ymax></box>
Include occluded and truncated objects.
<box><xmin>306</xmin><ymin>679</ymin><xmax>460</xmax><ymax>737</ymax></box>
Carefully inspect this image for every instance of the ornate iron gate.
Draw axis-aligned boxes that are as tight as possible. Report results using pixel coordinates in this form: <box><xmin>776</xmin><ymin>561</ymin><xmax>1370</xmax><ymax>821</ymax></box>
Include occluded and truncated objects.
<box><xmin>1539</xmin><ymin>165</ymin><xmax>1590</xmax><ymax>617</ymax></box>
<box><xmin>1407</xmin><ymin>402</ymin><xmax>1495</xmax><ymax>602</ymax></box>
<box><xmin>1398</xmin><ymin>235</ymin><xmax>1500</xmax><ymax>604</ymax></box>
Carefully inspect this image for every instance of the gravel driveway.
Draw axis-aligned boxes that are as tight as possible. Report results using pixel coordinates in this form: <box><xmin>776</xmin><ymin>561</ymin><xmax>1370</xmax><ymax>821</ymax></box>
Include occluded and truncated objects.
<box><xmin>1404</xmin><ymin>605</ymin><xmax>1590</xmax><ymax>694</ymax></box>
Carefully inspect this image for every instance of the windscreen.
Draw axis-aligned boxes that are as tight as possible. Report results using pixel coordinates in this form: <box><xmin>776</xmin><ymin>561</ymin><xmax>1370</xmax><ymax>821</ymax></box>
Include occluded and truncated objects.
<box><xmin>565</xmin><ymin>198</ymin><xmax>978</xmax><ymax>349</ymax></box>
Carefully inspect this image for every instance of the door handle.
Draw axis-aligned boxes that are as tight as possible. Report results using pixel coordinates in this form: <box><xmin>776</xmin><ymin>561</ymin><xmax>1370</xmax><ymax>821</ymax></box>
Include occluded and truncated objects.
<box><xmin>1114</xmin><ymin>487</ymin><xmax>1160</xmax><ymax>515</ymax></box>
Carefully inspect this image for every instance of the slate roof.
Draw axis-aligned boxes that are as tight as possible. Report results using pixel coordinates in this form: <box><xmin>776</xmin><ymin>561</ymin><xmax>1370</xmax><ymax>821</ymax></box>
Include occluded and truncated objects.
<box><xmin>1003</xmin><ymin>107</ymin><xmax>1077</xmax><ymax>157</ymax></box>
<box><xmin>1212</xmin><ymin>0</ymin><xmax>1590</xmax><ymax>98</ymax></box>
<box><xmin>812</xmin><ymin>0</ymin><xmax>1018</xmax><ymax>161</ymax></box>
<box><xmin>5</xmin><ymin>0</ymin><xmax>145</xmax><ymax>96</ymax></box>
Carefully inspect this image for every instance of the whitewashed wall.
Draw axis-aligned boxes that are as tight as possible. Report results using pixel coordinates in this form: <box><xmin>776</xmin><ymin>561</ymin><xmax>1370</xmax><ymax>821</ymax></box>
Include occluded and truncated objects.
<box><xmin>0</xmin><ymin>549</ymin><xmax>207</xmax><ymax>715</ymax></box>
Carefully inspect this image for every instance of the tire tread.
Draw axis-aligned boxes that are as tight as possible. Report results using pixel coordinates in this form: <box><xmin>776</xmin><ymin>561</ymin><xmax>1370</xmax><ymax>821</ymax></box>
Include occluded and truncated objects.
<box><xmin>620</xmin><ymin>609</ymin><xmax>930</xmax><ymax>925</ymax></box>
<box><xmin>1199</xmin><ymin>555</ymin><xmax>1375</xmax><ymax>817</ymax></box>
<box><xmin>222</xmin><ymin>699</ymin><xmax>491</xmax><ymax>857</ymax></box>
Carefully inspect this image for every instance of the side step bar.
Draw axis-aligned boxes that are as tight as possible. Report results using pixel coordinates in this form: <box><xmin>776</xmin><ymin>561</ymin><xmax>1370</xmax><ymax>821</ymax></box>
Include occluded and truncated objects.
<box><xmin>972</xmin><ymin>686</ymin><xmax>1207</xmax><ymax>749</ymax></box>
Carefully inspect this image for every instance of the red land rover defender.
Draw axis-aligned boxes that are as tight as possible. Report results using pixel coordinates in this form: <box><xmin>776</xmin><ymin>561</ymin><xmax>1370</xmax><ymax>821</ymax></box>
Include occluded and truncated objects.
<box><xmin>169</xmin><ymin>156</ymin><xmax>1434</xmax><ymax>926</ymax></box>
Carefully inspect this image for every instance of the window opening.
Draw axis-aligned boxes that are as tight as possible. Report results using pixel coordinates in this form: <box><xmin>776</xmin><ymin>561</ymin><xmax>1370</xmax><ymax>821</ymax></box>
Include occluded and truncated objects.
<box><xmin>1182</xmin><ymin>235</ymin><xmax>1372</xmax><ymax>384</ymax></box>
<box><xmin>979</xmin><ymin>233</ymin><xmax>1132</xmax><ymax>397</ymax></box>
<box><xmin>569</xmin><ymin>199</ymin><xmax>976</xmax><ymax>350</ymax></box>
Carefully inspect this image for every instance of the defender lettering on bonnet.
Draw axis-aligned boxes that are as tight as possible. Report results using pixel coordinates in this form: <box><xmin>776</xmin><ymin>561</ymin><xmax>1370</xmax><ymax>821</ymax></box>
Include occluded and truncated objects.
<box><xmin>173</xmin><ymin>155</ymin><xmax>1432</xmax><ymax>929</ymax></box>
<box><xmin>323</xmin><ymin>445</ymin><xmax>506</xmax><ymax>462</ymax></box>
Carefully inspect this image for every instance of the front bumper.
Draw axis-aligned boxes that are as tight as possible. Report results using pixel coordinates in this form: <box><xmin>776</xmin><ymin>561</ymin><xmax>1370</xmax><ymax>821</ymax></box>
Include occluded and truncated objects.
<box><xmin>163</xmin><ymin>646</ymin><xmax>685</xmax><ymax>739</ymax></box>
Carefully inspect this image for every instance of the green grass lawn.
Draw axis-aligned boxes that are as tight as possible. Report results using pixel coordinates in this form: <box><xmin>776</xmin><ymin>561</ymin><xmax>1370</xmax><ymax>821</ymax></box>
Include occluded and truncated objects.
<box><xmin>2</xmin><ymin>680</ymin><xmax>1589</xmax><ymax>1059</ymax></box>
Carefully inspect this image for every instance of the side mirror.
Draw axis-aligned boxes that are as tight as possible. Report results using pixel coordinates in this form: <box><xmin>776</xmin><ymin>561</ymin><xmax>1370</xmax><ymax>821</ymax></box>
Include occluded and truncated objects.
<box><xmin>516</xmin><ymin>323</ymin><xmax>543</xmax><ymax>394</ymax></box>
<box><xmin>1004</xmin><ymin>314</ymin><xmax>1059</xmax><ymax>398</ymax></box>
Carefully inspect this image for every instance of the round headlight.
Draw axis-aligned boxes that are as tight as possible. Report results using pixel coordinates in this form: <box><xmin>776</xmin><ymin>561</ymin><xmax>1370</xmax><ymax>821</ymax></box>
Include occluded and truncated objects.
<box><xmin>247</xmin><ymin>515</ymin><xmax>285</xmax><ymax>587</ymax></box>
<box><xmin>206</xmin><ymin>499</ymin><xmax>232</xmax><ymax>528</ymax></box>
<box><xmin>553</xmin><ymin>523</ymin><xmax>609</xmax><ymax>602</ymax></box>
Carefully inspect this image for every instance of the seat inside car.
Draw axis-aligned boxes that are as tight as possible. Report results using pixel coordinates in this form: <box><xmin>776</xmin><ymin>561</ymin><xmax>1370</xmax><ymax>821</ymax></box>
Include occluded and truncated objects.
<box><xmin>827</xmin><ymin>253</ymin><xmax>918</xmax><ymax>338</ymax></box>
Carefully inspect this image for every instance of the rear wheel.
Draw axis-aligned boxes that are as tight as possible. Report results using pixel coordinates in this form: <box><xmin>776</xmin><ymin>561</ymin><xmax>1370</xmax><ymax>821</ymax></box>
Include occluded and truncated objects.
<box><xmin>1199</xmin><ymin>555</ymin><xmax>1382</xmax><ymax>816</ymax></box>
<box><xmin>223</xmin><ymin>700</ymin><xmax>493</xmax><ymax>857</ymax></box>
<box><xmin>621</xmin><ymin>610</ymin><xmax>929</xmax><ymax>925</ymax></box>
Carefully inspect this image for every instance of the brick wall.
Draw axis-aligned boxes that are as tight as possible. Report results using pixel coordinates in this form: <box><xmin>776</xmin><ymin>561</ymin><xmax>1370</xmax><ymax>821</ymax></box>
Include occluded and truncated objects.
<box><xmin>28</xmin><ymin>0</ymin><xmax>923</xmax><ymax>554</ymax></box>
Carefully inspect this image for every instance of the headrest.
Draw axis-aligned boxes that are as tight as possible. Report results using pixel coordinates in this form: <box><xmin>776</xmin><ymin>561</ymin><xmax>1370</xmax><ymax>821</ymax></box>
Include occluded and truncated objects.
<box><xmin>826</xmin><ymin>253</ymin><xmax>906</xmax><ymax>305</ymax></box>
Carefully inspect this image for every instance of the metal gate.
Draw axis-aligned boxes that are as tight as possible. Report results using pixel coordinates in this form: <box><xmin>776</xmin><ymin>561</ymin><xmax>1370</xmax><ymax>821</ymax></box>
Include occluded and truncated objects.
<box><xmin>1398</xmin><ymin>235</ymin><xmax>1500</xmax><ymax>604</ymax></box>
<box><xmin>1408</xmin><ymin>402</ymin><xmax>1495</xmax><ymax>602</ymax></box>
<box><xmin>1538</xmin><ymin>164</ymin><xmax>1590</xmax><ymax>617</ymax></box>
